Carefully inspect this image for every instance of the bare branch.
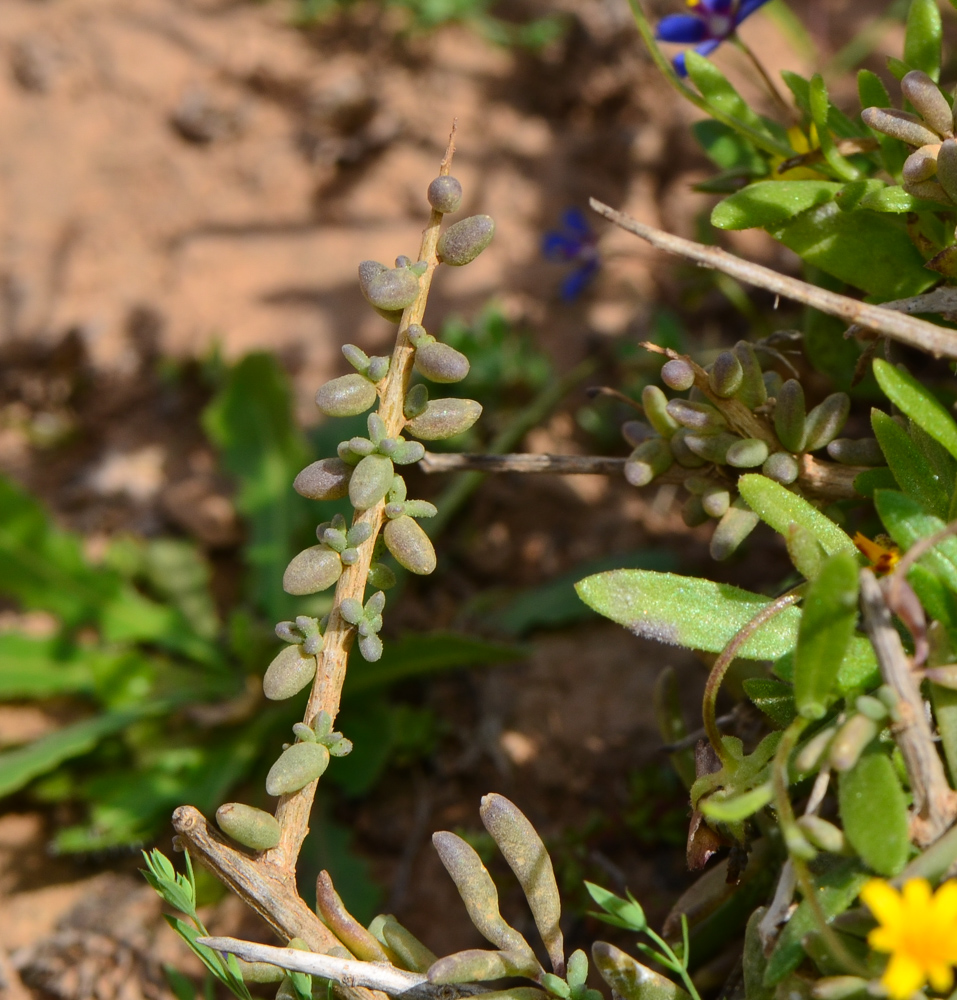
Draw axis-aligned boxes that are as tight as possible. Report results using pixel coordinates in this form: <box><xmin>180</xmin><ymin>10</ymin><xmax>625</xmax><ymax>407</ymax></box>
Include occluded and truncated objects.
<box><xmin>589</xmin><ymin>199</ymin><xmax>957</xmax><ymax>360</ymax></box>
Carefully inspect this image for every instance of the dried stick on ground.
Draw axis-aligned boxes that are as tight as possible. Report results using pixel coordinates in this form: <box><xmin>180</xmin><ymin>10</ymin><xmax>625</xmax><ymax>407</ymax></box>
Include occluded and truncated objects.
<box><xmin>588</xmin><ymin>199</ymin><xmax>957</xmax><ymax>360</ymax></box>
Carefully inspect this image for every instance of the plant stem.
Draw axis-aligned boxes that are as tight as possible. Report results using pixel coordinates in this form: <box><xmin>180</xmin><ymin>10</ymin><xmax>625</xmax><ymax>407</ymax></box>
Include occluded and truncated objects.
<box><xmin>730</xmin><ymin>33</ymin><xmax>793</xmax><ymax>122</ymax></box>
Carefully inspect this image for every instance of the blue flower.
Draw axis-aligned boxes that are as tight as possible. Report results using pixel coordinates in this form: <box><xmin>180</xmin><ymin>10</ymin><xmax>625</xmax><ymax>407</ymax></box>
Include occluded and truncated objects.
<box><xmin>655</xmin><ymin>0</ymin><xmax>771</xmax><ymax>76</ymax></box>
<box><xmin>542</xmin><ymin>208</ymin><xmax>600</xmax><ymax>302</ymax></box>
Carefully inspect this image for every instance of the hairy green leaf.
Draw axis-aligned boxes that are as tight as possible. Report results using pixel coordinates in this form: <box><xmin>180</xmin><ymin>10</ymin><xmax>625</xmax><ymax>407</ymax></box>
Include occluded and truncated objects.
<box><xmin>873</xmin><ymin>359</ymin><xmax>957</xmax><ymax>463</ymax></box>
<box><xmin>872</xmin><ymin>409</ymin><xmax>949</xmax><ymax>518</ymax></box>
<box><xmin>700</xmin><ymin>782</ymin><xmax>773</xmax><ymax>822</ymax></box>
<box><xmin>904</xmin><ymin>0</ymin><xmax>942</xmax><ymax>80</ymax></box>
<box><xmin>712</xmin><ymin>182</ymin><xmax>841</xmax><ymax>231</ymax></box>
<box><xmin>743</xmin><ymin>677</ymin><xmax>796</xmax><ymax>728</ymax></box>
<box><xmin>838</xmin><ymin>750</ymin><xmax>910</xmax><ymax>875</ymax></box>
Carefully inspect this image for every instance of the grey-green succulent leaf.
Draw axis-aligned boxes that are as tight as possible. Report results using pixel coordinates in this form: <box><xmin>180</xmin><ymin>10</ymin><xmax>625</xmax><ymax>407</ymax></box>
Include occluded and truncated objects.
<box><xmin>215</xmin><ymin>803</ymin><xmax>281</xmax><ymax>852</ymax></box>
<box><xmin>265</xmin><ymin>742</ymin><xmax>330</xmax><ymax>796</ymax></box>
<box><xmin>263</xmin><ymin>645</ymin><xmax>318</xmax><ymax>701</ymax></box>
<box><xmin>591</xmin><ymin>943</ymin><xmax>689</xmax><ymax>1000</ymax></box>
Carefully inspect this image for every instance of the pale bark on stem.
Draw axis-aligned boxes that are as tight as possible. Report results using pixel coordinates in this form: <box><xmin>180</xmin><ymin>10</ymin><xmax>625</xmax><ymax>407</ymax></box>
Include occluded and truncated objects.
<box><xmin>589</xmin><ymin>199</ymin><xmax>957</xmax><ymax>359</ymax></box>
<box><xmin>859</xmin><ymin>568</ymin><xmax>957</xmax><ymax>845</ymax></box>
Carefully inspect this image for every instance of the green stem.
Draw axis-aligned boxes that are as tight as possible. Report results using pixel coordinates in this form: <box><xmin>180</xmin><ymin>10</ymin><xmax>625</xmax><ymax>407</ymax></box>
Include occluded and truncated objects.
<box><xmin>643</xmin><ymin>928</ymin><xmax>702</xmax><ymax>1000</ymax></box>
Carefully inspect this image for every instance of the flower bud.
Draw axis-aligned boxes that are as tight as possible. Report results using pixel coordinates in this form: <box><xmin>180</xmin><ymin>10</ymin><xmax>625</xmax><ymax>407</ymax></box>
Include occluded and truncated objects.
<box><xmin>437</xmin><ymin>215</ymin><xmax>495</xmax><ymax>265</ymax></box>
<box><xmin>861</xmin><ymin>107</ymin><xmax>940</xmax><ymax>147</ymax></box>
<box><xmin>732</xmin><ymin>341</ymin><xmax>767</xmax><ymax>410</ymax></box>
<box><xmin>265</xmin><ymin>741</ymin><xmax>330</xmax><ymax>796</ymax></box>
<box><xmin>642</xmin><ymin>385</ymin><xmax>679</xmax><ymax>438</ymax></box>
<box><xmin>669</xmin><ymin>428</ymin><xmax>707</xmax><ymax>467</ymax></box>
<box><xmin>660</xmin><ymin>359</ymin><xmax>695</xmax><ymax>391</ymax></box>
<box><xmin>384</xmin><ymin>515</ymin><xmax>437</xmax><ymax>575</ymax></box>
<box><xmin>624</xmin><ymin>437</ymin><xmax>673</xmax><ymax>487</ymax></box>
<box><xmin>282</xmin><ymin>546</ymin><xmax>342</xmax><ymax>596</ymax></box>
<box><xmin>700</xmin><ymin>485</ymin><xmax>731</xmax><ymax>518</ymax></box>
<box><xmin>855</xmin><ymin>694</ymin><xmax>889</xmax><ymax>722</ymax></box>
<box><xmin>685</xmin><ymin>431</ymin><xmax>740</xmax><ymax>464</ymax></box>
<box><xmin>774</xmin><ymin>379</ymin><xmax>807</xmax><ymax>452</ymax></box>
<box><xmin>362</xmin><ymin>265</ymin><xmax>420</xmax><ymax>312</ymax></box>
<box><xmin>621</xmin><ymin>420</ymin><xmax>654</xmax><ymax>447</ymax></box>
<box><xmin>666</xmin><ymin>399</ymin><xmax>728</xmax><ymax>433</ymax></box>
<box><xmin>763</xmin><ymin>451</ymin><xmax>799</xmax><ymax>484</ymax></box>
<box><xmin>414</xmin><ymin>341</ymin><xmax>470</xmax><ymax>383</ymax></box>
<box><xmin>903</xmin><ymin>144</ymin><xmax>941</xmax><ymax>184</ymax></box>
<box><xmin>937</xmin><ymin>138</ymin><xmax>957</xmax><ymax>203</ymax></box>
<box><xmin>709</xmin><ymin>351</ymin><xmax>743</xmax><ymax>398</ymax></box>
<box><xmin>794</xmin><ymin>725</ymin><xmax>836</xmax><ymax>773</ymax></box>
<box><xmin>828</xmin><ymin>714</ymin><xmax>878</xmax><ymax>772</ymax></box>
<box><xmin>427</xmin><ymin>175</ymin><xmax>464</xmax><ymax>214</ymax></box>
<box><xmin>803</xmin><ymin>392</ymin><xmax>850</xmax><ymax>451</ymax></box>
<box><xmin>315</xmin><ymin>373</ymin><xmax>377</xmax><ymax>417</ymax></box>
<box><xmin>294</xmin><ymin>458</ymin><xmax>352</xmax><ymax>500</ymax></box>
<box><xmin>826</xmin><ymin>437</ymin><xmax>885</xmax><ymax>466</ymax></box>
<box><xmin>263</xmin><ymin>645</ymin><xmax>317</xmax><ymax>700</ymax></box>
<box><xmin>710</xmin><ymin>496</ymin><xmax>759</xmax><ymax>561</ymax></box>
<box><xmin>726</xmin><ymin>438</ymin><xmax>770</xmax><ymax>468</ymax></box>
<box><xmin>216</xmin><ymin>803</ymin><xmax>282</xmax><ymax>851</ymax></box>
<box><xmin>682</xmin><ymin>494</ymin><xmax>709</xmax><ymax>527</ymax></box>
<box><xmin>901</xmin><ymin>71</ymin><xmax>953</xmax><ymax>138</ymax></box>
<box><xmin>404</xmin><ymin>383</ymin><xmax>429</xmax><ymax>418</ymax></box>
<box><xmin>349</xmin><ymin>454</ymin><xmax>395</xmax><ymax>510</ymax></box>
<box><xmin>797</xmin><ymin>815</ymin><xmax>847</xmax><ymax>854</ymax></box>
<box><xmin>406</xmin><ymin>398</ymin><xmax>482</xmax><ymax>440</ymax></box>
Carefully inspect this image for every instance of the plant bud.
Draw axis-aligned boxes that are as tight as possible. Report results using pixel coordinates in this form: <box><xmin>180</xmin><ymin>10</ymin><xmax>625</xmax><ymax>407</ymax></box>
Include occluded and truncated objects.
<box><xmin>406</xmin><ymin>398</ymin><xmax>482</xmax><ymax>440</ymax></box>
<box><xmin>216</xmin><ymin>803</ymin><xmax>282</xmax><ymax>851</ymax></box>
<box><xmin>763</xmin><ymin>370</ymin><xmax>783</xmax><ymax>397</ymax></box>
<box><xmin>294</xmin><ymin>458</ymin><xmax>352</xmax><ymax>500</ymax></box>
<box><xmin>826</xmin><ymin>437</ymin><xmax>885</xmax><ymax>466</ymax></box>
<box><xmin>828</xmin><ymin>714</ymin><xmax>878</xmax><ymax>772</ymax></box>
<box><xmin>265</xmin><ymin>741</ymin><xmax>330</xmax><ymax>796</ymax></box>
<box><xmin>624</xmin><ymin>438</ymin><xmax>673</xmax><ymax>487</ymax></box>
<box><xmin>404</xmin><ymin>383</ymin><xmax>429</xmax><ymax>418</ymax></box>
<box><xmin>363</xmin><ymin>266</ymin><xmax>420</xmax><ymax>312</ymax></box>
<box><xmin>794</xmin><ymin>725</ymin><xmax>836</xmax><ymax>773</ymax></box>
<box><xmin>901</xmin><ymin>71</ymin><xmax>953</xmax><ymax>138</ymax></box>
<box><xmin>404</xmin><ymin>499</ymin><xmax>438</xmax><ymax>518</ymax></box>
<box><xmin>937</xmin><ymin>138</ymin><xmax>957</xmax><ymax>202</ymax></box>
<box><xmin>342</xmin><ymin>343</ymin><xmax>370</xmax><ymax>373</ymax></box>
<box><xmin>685</xmin><ymin>431</ymin><xmax>739</xmax><ymax>464</ymax></box>
<box><xmin>666</xmin><ymin>399</ymin><xmax>728</xmax><ymax>432</ymax></box>
<box><xmin>774</xmin><ymin>379</ymin><xmax>807</xmax><ymax>452</ymax></box>
<box><xmin>797</xmin><ymin>815</ymin><xmax>847</xmax><ymax>854</ymax></box>
<box><xmin>339</xmin><ymin>598</ymin><xmax>364</xmax><ymax>624</ymax></box>
<box><xmin>763</xmin><ymin>451</ymin><xmax>799</xmax><ymax>484</ymax></box>
<box><xmin>315</xmin><ymin>374</ymin><xmax>377</xmax><ymax>417</ymax></box>
<box><xmin>348</xmin><ymin>436</ymin><xmax>376</xmax><ymax>457</ymax></box>
<box><xmin>235</xmin><ymin>961</ymin><xmax>285</xmax><ymax>984</ymax></box>
<box><xmin>391</xmin><ymin>439</ymin><xmax>427</xmax><ymax>464</ymax></box>
<box><xmin>415</xmin><ymin>341</ymin><xmax>470</xmax><ymax>383</ymax></box>
<box><xmin>812</xmin><ymin>977</ymin><xmax>870</xmax><ymax>1000</ymax></box>
<box><xmin>732</xmin><ymin>341</ymin><xmax>767</xmax><ymax>410</ymax></box>
<box><xmin>437</xmin><ymin>215</ymin><xmax>495</xmax><ymax>266</ymax></box>
<box><xmin>682</xmin><ymin>494</ymin><xmax>709</xmax><ymax>527</ymax></box>
<box><xmin>660</xmin><ymin>359</ymin><xmax>695</xmax><ymax>391</ymax></box>
<box><xmin>282</xmin><ymin>546</ymin><xmax>342</xmax><ymax>596</ymax></box>
<box><xmin>384</xmin><ymin>515</ymin><xmax>437</xmax><ymax>575</ymax></box>
<box><xmin>855</xmin><ymin>694</ymin><xmax>889</xmax><ymax>721</ymax></box>
<box><xmin>349</xmin><ymin>454</ymin><xmax>395</xmax><ymax>510</ymax></box>
<box><xmin>621</xmin><ymin>420</ymin><xmax>654</xmax><ymax>447</ymax></box>
<box><xmin>642</xmin><ymin>385</ymin><xmax>679</xmax><ymax>438</ymax></box>
<box><xmin>710</xmin><ymin>496</ymin><xmax>759</xmax><ymax>561</ymax></box>
<box><xmin>709</xmin><ymin>351</ymin><xmax>744</xmax><ymax>398</ymax></box>
<box><xmin>903</xmin><ymin>144</ymin><xmax>940</xmax><ymax>184</ymax></box>
<box><xmin>263</xmin><ymin>645</ymin><xmax>317</xmax><ymax>700</ymax></box>
<box><xmin>292</xmin><ymin>722</ymin><xmax>317</xmax><ymax>742</ymax></box>
<box><xmin>669</xmin><ymin>429</ymin><xmax>707</xmax><ymax>467</ymax></box>
<box><xmin>358</xmin><ymin>260</ymin><xmax>387</xmax><ymax>299</ymax></box>
<box><xmin>427</xmin><ymin>175</ymin><xmax>464</xmax><ymax>214</ymax></box>
<box><xmin>803</xmin><ymin>392</ymin><xmax>850</xmax><ymax>450</ymax></box>
<box><xmin>367</xmin><ymin>356</ymin><xmax>390</xmax><ymax>381</ymax></box>
<box><xmin>359</xmin><ymin>633</ymin><xmax>384</xmax><ymax>662</ymax></box>
<box><xmin>861</xmin><ymin>107</ymin><xmax>940</xmax><ymax>147</ymax></box>
<box><xmin>726</xmin><ymin>438</ymin><xmax>770</xmax><ymax>468</ymax></box>
<box><xmin>701</xmin><ymin>485</ymin><xmax>731</xmax><ymax>518</ymax></box>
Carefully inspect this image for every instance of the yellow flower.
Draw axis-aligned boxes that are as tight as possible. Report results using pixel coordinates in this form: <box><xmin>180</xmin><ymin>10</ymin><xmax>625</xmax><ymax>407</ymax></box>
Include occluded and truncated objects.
<box><xmin>861</xmin><ymin>878</ymin><xmax>957</xmax><ymax>999</ymax></box>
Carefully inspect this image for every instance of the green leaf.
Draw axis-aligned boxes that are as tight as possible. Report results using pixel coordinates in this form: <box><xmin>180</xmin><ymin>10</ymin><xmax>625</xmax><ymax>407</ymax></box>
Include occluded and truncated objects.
<box><xmin>794</xmin><ymin>550</ymin><xmax>860</xmax><ymax>720</ymax></box>
<box><xmin>584</xmin><ymin>884</ymin><xmax>647</xmax><ymax>932</ymax></box>
<box><xmin>930</xmin><ymin>682</ymin><xmax>957</xmax><ymax>787</ymax></box>
<box><xmin>743</xmin><ymin>677</ymin><xmax>796</xmax><ymax>728</ymax></box>
<box><xmin>700</xmin><ymin>782</ymin><xmax>773</xmax><ymax>821</ymax></box>
<box><xmin>904</xmin><ymin>0</ymin><xmax>942</xmax><ymax>80</ymax></box>
<box><xmin>854</xmin><ymin>467</ymin><xmax>897</xmax><ymax>499</ymax></box>
<box><xmin>763</xmin><ymin>857</ymin><xmax>869</xmax><ymax>984</ymax></box>
<box><xmin>872</xmin><ymin>409</ymin><xmax>949</xmax><ymax>518</ymax></box>
<box><xmin>203</xmin><ymin>354</ymin><xmax>313</xmax><ymax>621</ymax></box>
<box><xmin>875</xmin><ymin>489</ymin><xmax>957</xmax><ymax>592</ymax></box>
<box><xmin>0</xmin><ymin>634</ymin><xmax>94</xmax><ymax>699</ymax></box>
<box><xmin>873</xmin><ymin>359</ymin><xmax>957</xmax><ymax>464</ymax></box>
<box><xmin>838</xmin><ymin>749</ymin><xmax>910</xmax><ymax>875</ymax></box>
<box><xmin>772</xmin><ymin>636</ymin><xmax>879</xmax><ymax>694</ymax></box>
<box><xmin>783</xmin><ymin>71</ymin><xmax>864</xmax><ymax>139</ymax></box>
<box><xmin>575</xmin><ymin>571</ymin><xmax>801</xmax><ymax>659</ymax></box>
<box><xmin>769</xmin><ymin>200</ymin><xmax>938</xmax><ymax>298</ymax></box>
<box><xmin>809</xmin><ymin>75</ymin><xmax>860</xmax><ymax>181</ymax></box>
<box><xmin>692</xmin><ymin>120</ymin><xmax>765</xmax><ymax>173</ymax></box>
<box><xmin>0</xmin><ymin>707</ymin><xmax>157</xmax><ymax>798</ymax></box>
<box><xmin>857</xmin><ymin>185</ymin><xmax>947</xmax><ymax>212</ymax></box>
<box><xmin>712</xmin><ymin>182</ymin><xmax>842</xmax><ymax>231</ymax></box>
<box><xmin>857</xmin><ymin>68</ymin><xmax>907</xmax><ymax>179</ymax></box>
<box><xmin>736</xmin><ymin>475</ymin><xmax>855</xmax><ymax>554</ymax></box>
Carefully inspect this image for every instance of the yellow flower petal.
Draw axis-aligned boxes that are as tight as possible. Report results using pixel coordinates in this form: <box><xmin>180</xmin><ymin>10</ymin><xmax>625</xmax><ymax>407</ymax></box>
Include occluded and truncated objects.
<box><xmin>901</xmin><ymin>878</ymin><xmax>933</xmax><ymax>912</ymax></box>
<box><xmin>862</xmin><ymin>879</ymin><xmax>905</xmax><ymax>932</ymax></box>
<box><xmin>928</xmin><ymin>962</ymin><xmax>954</xmax><ymax>994</ymax></box>
<box><xmin>932</xmin><ymin>879</ymin><xmax>957</xmax><ymax>925</ymax></box>
<box><xmin>883</xmin><ymin>953</ymin><xmax>926</xmax><ymax>1000</ymax></box>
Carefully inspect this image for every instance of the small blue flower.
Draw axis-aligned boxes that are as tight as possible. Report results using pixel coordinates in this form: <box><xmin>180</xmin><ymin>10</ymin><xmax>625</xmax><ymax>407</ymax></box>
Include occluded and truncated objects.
<box><xmin>542</xmin><ymin>208</ymin><xmax>600</xmax><ymax>302</ymax></box>
<box><xmin>656</xmin><ymin>0</ymin><xmax>771</xmax><ymax>76</ymax></box>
